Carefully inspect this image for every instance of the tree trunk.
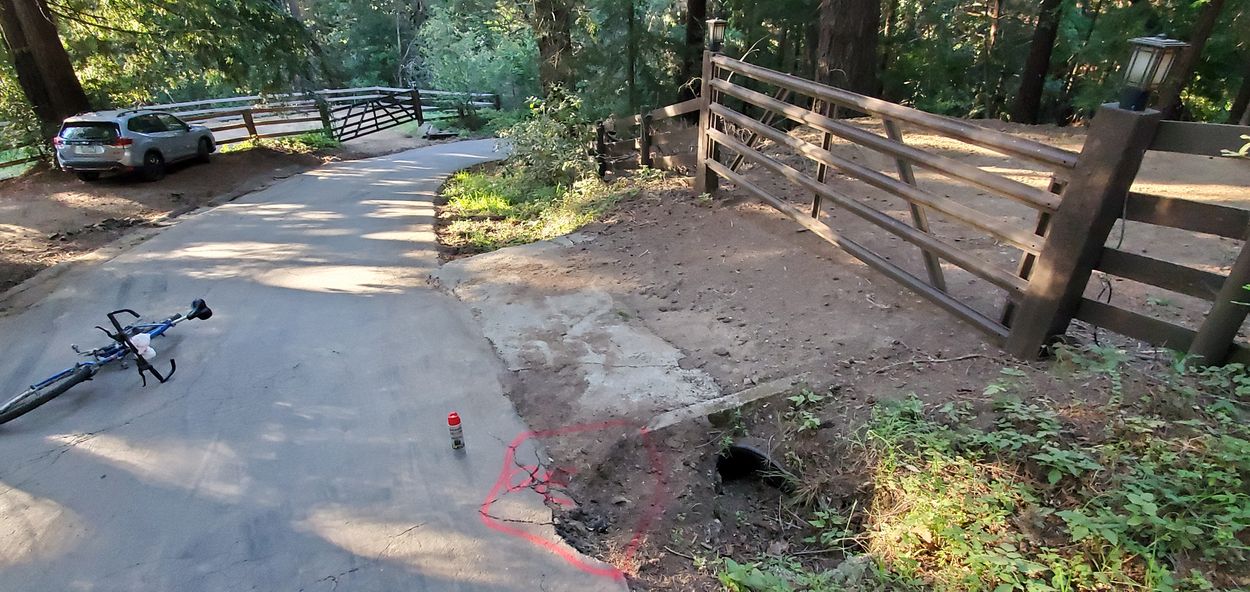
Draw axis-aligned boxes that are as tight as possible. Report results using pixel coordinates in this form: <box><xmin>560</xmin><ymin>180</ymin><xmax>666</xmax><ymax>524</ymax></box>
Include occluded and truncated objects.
<box><xmin>0</xmin><ymin>0</ymin><xmax>91</xmax><ymax>135</ymax></box>
<box><xmin>1157</xmin><ymin>0</ymin><xmax>1226</xmax><ymax>120</ymax></box>
<box><xmin>979</xmin><ymin>0</ymin><xmax>1004</xmax><ymax>117</ymax></box>
<box><xmin>878</xmin><ymin>0</ymin><xmax>898</xmax><ymax>96</ymax></box>
<box><xmin>815</xmin><ymin>0</ymin><xmax>880</xmax><ymax>98</ymax></box>
<box><xmin>1011</xmin><ymin>0</ymin><xmax>1065</xmax><ymax>124</ymax></box>
<box><xmin>804</xmin><ymin>20</ymin><xmax>819</xmax><ymax>79</ymax></box>
<box><xmin>677</xmin><ymin>0</ymin><xmax>706</xmax><ymax>102</ymax></box>
<box><xmin>1229</xmin><ymin>56</ymin><xmax>1250</xmax><ymax>124</ymax></box>
<box><xmin>532</xmin><ymin>0</ymin><xmax>574</xmax><ymax>94</ymax></box>
<box><xmin>626</xmin><ymin>0</ymin><xmax>638</xmax><ymax>111</ymax></box>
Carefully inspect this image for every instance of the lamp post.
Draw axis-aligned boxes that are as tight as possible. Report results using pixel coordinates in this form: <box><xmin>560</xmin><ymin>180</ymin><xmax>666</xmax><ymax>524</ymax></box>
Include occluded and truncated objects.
<box><xmin>706</xmin><ymin>18</ymin><xmax>728</xmax><ymax>53</ymax></box>
<box><xmin>1119</xmin><ymin>35</ymin><xmax>1188</xmax><ymax>111</ymax></box>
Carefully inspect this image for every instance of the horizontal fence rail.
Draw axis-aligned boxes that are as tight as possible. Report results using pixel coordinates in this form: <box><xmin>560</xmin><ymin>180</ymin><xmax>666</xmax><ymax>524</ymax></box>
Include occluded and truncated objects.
<box><xmin>687</xmin><ymin>51</ymin><xmax>1250</xmax><ymax>364</ymax></box>
<box><xmin>596</xmin><ymin>98</ymin><xmax>701</xmax><ymax>175</ymax></box>
<box><xmin>149</xmin><ymin>87</ymin><xmax>499</xmax><ymax>145</ymax></box>
<box><xmin>693</xmin><ymin>52</ymin><xmax>1079</xmax><ymax>344</ymax></box>
<box><xmin>1068</xmin><ymin>130</ymin><xmax>1250</xmax><ymax>364</ymax></box>
<box><xmin>3</xmin><ymin>86</ymin><xmax>501</xmax><ymax>160</ymax></box>
<box><xmin>710</xmin><ymin>55</ymin><xmax>1081</xmax><ymax>171</ymax></box>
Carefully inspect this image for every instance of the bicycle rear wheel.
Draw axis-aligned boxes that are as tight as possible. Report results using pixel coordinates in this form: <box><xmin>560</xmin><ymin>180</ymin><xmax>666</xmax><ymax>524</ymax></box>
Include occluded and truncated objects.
<box><xmin>0</xmin><ymin>366</ymin><xmax>95</xmax><ymax>425</ymax></box>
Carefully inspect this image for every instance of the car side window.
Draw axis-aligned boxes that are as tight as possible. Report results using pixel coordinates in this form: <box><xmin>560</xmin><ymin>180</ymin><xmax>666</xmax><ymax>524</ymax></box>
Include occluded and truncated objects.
<box><xmin>156</xmin><ymin>114</ymin><xmax>189</xmax><ymax>133</ymax></box>
<box><xmin>127</xmin><ymin>115</ymin><xmax>165</xmax><ymax>134</ymax></box>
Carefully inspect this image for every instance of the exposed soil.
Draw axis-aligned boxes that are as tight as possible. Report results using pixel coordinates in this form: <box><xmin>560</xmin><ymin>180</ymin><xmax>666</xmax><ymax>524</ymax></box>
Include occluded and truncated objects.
<box><xmin>438</xmin><ymin>121</ymin><xmax>1250</xmax><ymax>588</ymax></box>
<box><xmin>0</xmin><ymin>126</ymin><xmax>439</xmax><ymax>299</ymax></box>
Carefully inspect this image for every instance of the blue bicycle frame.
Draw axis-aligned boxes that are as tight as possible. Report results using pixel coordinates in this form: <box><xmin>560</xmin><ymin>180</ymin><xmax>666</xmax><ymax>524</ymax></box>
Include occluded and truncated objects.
<box><xmin>30</xmin><ymin>317</ymin><xmax>182</xmax><ymax>391</ymax></box>
<box><xmin>2</xmin><ymin>299</ymin><xmax>213</xmax><ymax>425</ymax></box>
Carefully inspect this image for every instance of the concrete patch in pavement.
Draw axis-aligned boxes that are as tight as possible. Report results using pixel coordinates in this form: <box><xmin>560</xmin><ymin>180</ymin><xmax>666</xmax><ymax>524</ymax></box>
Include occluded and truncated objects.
<box><xmin>431</xmin><ymin>238</ymin><xmax>722</xmax><ymax>423</ymax></box>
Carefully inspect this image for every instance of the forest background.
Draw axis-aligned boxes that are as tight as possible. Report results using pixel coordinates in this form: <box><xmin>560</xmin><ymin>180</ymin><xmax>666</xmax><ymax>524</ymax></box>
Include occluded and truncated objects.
<box><xmin>2</xmin><ymin>0</ymin><xmax>1247</xmax><ymax>150</ymax></box>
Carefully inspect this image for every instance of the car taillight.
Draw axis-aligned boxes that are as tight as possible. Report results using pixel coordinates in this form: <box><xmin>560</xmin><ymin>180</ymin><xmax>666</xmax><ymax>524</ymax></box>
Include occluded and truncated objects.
<box><xmin>111</xmin><ymin>138</ymin><xmax>133</xmax><ymax>147</ymax></box>
<box><xmin>52</xmin><ymin>136</ymin><xmax>63</xmax><ymax>147</ymax></box>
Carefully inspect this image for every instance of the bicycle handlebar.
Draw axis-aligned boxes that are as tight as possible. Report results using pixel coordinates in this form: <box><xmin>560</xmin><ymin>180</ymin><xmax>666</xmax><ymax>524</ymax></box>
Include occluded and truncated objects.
<box><xmin>106</xmin><ymin>309</ymin><xmax>176</xmax><ymax>386</ymax></box>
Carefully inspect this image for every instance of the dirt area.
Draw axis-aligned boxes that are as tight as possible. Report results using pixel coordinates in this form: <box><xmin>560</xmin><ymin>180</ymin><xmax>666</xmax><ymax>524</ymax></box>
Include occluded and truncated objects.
<box><xmin>432</xmin><ymin>121</ymin><xmax>1250</xmax><ymax>589</ymax></box>
<box><xmin>0</xmin><ymin>126</ymin><xmax>439</xmax><ymax>299</ymax></box>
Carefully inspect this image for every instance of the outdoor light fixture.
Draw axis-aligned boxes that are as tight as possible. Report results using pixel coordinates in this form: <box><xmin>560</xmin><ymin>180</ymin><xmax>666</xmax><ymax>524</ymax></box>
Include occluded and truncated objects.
<box><xmin>706</xmin><ymin>18</ymin><xmax>728</xmax><ymax>53</ymax></box>
<box><xmin>1119</xmin><ymin>34</ymin><xmax>1188</xmax><ymax>111</ymax></box>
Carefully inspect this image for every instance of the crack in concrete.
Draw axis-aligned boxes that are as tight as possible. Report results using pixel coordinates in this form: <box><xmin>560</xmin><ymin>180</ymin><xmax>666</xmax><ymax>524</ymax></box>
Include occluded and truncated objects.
<box><xmin>509</xmin><ymin>361</ymin><xmax>671</xmax><ymax>372</ymax></box>
<box><xmin>373</xmin><ymin>522</ymin><xmax>426</xmax><ymax>561</ymax></box>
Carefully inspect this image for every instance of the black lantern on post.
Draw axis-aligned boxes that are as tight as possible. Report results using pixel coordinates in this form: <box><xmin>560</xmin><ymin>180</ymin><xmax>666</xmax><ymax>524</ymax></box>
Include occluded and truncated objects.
<box><xmin>706</xmin><ymin>18</ymin><xmax>728</xmax><ymax>53</ymax></box>
<box><xmin>1118</xmin><ymin>35</ymin><xmax>1188</xmax><ymax>111</ymax></box>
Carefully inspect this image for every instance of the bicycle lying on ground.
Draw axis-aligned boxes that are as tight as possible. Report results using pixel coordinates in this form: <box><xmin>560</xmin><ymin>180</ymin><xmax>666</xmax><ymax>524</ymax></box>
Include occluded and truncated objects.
<box><xmin>0</xmin><ymin>299</ymin><xmax>213</xmax><ymax>425</ymax></box>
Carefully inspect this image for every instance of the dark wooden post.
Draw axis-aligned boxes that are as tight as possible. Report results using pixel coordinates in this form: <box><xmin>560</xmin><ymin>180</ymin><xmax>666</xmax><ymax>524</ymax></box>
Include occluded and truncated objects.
<box><xmin>811</xmin><ymin>101</ymin><xmax>835</xmax><ymax>218</ymax></box>
<box><xmin>640</xmin><ymin>113</ymin><xmax>654</xmax><ymax>168</ymax></box>
<box><xmin>1000</xmin><ymin>179</ymin><xmax>1065</xmax><ymax>327</ymax></box>
<box><xmin>1190</xmin><ymin>238</ymin><xmax>1250</xmax><ymax>364</ymax></box>
<box><xmin>1005</xmin><ymin>104</ymin><xmax>1162</xmax><ymax>358</ymax></box>
<box><xmin>411</xmin><ymin>89</ymin><xmax>425</xmax><ymax>126</ymax></box>
<box><xmin>492</xmin><ymin>93</ymin><xmax>502</xmax><ymax>111</ymax></box>
<box><xmin>595</xmin><ymin>122</ymin><xmax>608</xmax><ymax>178</ymax></box>
<box><xmin>241</xmin><ymin>109</ymin><xmax>258</xmax><ymax>137</ymax></box>
<box><xmin>694</xmin><ymin>50</ymin><xmax>718</xmax><ymax>196</ymax></box>
<box><xmin>883</xmin><ymin>117</ymin><xmax>946</xmax><ymax>292</ymax></box>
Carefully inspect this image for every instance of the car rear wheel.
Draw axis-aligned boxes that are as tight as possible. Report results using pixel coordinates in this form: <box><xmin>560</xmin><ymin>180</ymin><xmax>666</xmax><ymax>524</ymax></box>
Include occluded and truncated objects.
<box><xmin>76</xmin><ymin>172</ymin><xmax>100</xmax><ymax>182</ymax></box>
<box><xmin>141</xmin><ymin>151</ymin><xmax>165</xmax><ymax>181</ymax></box>
<box><xmin>196</xmin><ymin>138</ymin><xmax>212</xmax><ymax>164</ymax></box>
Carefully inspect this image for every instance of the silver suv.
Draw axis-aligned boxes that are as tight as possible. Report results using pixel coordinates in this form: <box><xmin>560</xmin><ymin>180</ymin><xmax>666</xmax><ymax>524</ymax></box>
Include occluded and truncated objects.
<box><xmin>54</xmin><ymin>110</ymin><xmax>216</xmax><ymax>182</ymax></box>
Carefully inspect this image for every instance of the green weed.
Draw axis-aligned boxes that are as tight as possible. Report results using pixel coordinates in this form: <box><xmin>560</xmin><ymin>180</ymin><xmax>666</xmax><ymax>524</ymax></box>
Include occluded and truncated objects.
<box><xmin>221</xmin><ymin>130</ymin><xmax>340</xmax><ymax>154</ymax></box>
<box><xmin>440</xmin><ymin>170</ymin><xmax>629</xmax><ymax>252</ymax></box>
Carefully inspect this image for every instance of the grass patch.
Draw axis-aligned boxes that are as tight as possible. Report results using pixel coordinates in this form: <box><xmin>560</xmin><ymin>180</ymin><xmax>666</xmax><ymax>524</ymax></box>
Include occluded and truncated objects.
<box><xmin>438</xmin><ymin>167</ymin><xmax>633</xmax><ymax>253</ymax></box>
<box><xmin>220</xmin><ymin>130</ymin><xmax>340</xmax><ymax>154</ymax></box>
<box><xmin>716</xmin><ymin>347</ymin><xmax>1250</xmax><ymax>591</ymax></box>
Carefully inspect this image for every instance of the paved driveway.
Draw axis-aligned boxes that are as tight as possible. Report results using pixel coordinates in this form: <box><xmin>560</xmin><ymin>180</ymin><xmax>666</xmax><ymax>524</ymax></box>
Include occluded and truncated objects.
<box><xmin>0</xmin><ymin>140</ymin><xmax>627</xmax><ymax>591</ymax></box>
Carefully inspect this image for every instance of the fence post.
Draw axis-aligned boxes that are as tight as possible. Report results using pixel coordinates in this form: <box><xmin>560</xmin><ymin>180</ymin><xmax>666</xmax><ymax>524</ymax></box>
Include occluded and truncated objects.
<box><xmin>640</xmin><ymin>113</ymin><xmax>653</xmax><ymax>168</ymax></box>
<box><xmin>595</xmin><ymin>122</ymin><xmax>608</xmax><ymax>178</ymax></box>
<box><xmin>411</xmin><ymin>89</ymin><xmax>425</xmax><ymax>126</ymax></box>
<box><xmin>883</xmin><ymin>118</ymin><xmax>947</xmax><ymax>292</ymax></box>
<box><xmin>694</xmin><ymin>50</ymin><xmax>718</xmax><ymax>196</ymax></box>
<box><xmin>1004</xmin><ymin>104</ymin><xmax>1162</xmax><ymax>358</ymax></box>
<box><xmin>1189</xmin><ymin>238</ymin><xmax>1250</xmax><ymax>364</ymax></box>
<box><xmin>241</xmin><ymin>109</ymin><xmax>258</xmax><ymax>138</ymax></box>
<box><xmin>492</xmin><ymin>93</ymin><xmax>502</xmax><ymax>111</ymax></box>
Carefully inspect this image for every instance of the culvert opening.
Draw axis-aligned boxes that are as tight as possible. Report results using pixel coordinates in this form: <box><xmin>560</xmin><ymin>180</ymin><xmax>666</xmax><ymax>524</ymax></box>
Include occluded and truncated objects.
<box><xmin>715</xmin><ymin>438</ymin><xmax>797</xmax><ymax>493</ymax></box>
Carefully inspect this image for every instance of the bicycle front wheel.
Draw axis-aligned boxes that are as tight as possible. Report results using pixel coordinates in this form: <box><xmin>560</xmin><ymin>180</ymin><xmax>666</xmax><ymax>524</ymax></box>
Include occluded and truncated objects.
<box><xmin>0</xmin><ymin>366</ymin><xmax>95</xmax><ymax>425</ymax></box>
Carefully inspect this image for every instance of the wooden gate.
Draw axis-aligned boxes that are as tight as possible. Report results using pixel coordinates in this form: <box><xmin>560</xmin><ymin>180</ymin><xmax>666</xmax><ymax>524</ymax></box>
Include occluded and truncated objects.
<box><xmin>146</xmin><ymin>87</ymin><xmax>500</xmax><ymax>146</ymax></box>
<box><xmin>693</xmin><ymin>51</ymin><xmax>1250</xmax><ymax>364</ymax></box>
<box><xmin>327</xmin><ymin>88</ymin><xmax>424</xmax><ymax>142</ymax></box>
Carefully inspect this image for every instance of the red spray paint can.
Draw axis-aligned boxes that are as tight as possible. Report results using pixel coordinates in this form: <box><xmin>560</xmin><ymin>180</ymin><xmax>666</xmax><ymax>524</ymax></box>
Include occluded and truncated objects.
<box><xmin>448</xmin><ymin>412</ymin><xmax>465</xmax><ymax>449</ymax></box>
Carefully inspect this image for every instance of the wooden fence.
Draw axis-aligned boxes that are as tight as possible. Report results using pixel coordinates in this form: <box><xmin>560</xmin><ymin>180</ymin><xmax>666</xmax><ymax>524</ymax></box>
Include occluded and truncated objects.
<box><xmin>0</xmin><ymin>86</ymin><xmax>500</xmax><ymax>168</ymax></box>
<box><xmin>1055</xmin><ymin>120</ymin><xmax>1250</xmax><ymax>364</ymax></box>
<box><xmin>596</xmin><ymin>98</ymin><xmax>701</xmax><ymax>175</ymax></box>
<box><xmin>150</xmin><ymin>87</ymin><xmax>499</xmax><ymax>145</ymax></box>
<box><xmin>688</xmin><ymin>51</ymin><xmax>1250</xmax><ymax>365</ymax></box>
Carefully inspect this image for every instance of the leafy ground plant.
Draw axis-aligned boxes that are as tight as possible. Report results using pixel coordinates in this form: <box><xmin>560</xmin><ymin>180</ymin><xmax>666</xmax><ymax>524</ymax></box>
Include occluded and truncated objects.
<box><xmin>437</xmin><ymin>91</ymin><xmax>637</xmax><ymax>253</ymax></box>
<box><xmin>221</xmin><ymin>131</ymin><xmax>341</xmax><ymax>154</ymax></box>
<box><xmin>716</xmin><ymin>349</ymin><xmax>1250</xmax><ymax>592</ymax></box>
<box><xmin>439</xmin><ymin>169</ymin><xmax>629</xmax><ymax>252</ymax></box>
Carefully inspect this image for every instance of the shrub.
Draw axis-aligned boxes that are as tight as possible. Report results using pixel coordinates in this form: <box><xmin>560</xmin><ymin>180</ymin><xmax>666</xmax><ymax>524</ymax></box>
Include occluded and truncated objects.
<box><xmin>496</xmin><ymin>89</ymin><xmax>595</xmax><ymax>186</ymax></box>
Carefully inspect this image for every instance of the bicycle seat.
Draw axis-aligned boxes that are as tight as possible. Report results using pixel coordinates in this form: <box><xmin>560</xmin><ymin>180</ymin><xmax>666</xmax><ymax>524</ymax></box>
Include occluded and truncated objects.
<box><xmin>188</xmin><ymin>299</ymin><xmax>213</xmax><ymax>321</ymax></box>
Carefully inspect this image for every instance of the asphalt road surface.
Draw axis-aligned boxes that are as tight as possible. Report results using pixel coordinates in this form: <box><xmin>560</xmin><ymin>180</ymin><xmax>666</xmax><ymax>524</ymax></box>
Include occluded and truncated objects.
<box><xmin>0</xmin><ymin>140</ymin><xmax>628</xmax><ymax>591</ymax></box>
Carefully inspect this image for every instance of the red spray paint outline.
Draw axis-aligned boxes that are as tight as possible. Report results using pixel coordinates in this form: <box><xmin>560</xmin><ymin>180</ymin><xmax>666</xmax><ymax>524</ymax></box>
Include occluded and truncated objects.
<box><xmin>479</xmin><ymin>420</ymin><xmax>667</xmax><ymax>582</ymax></box>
